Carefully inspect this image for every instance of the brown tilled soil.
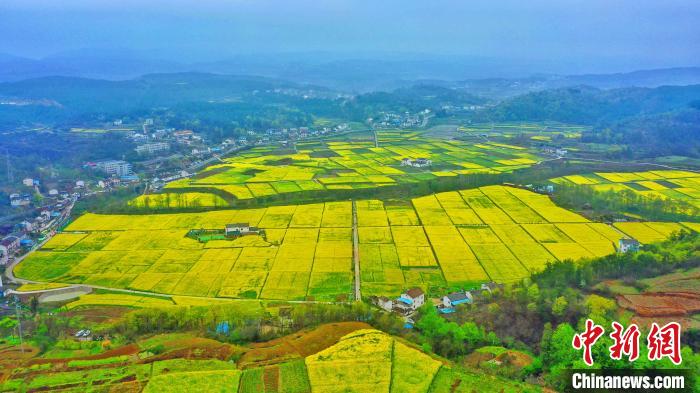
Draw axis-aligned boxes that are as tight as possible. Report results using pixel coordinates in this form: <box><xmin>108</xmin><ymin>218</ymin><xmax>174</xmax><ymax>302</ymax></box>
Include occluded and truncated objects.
<box><xmin>495</xmin><ymin>351</ymin><xmax>533</xmax><ymax>369</ymax></box>
<box><xmin>139</xmin><ymin>337</ymin><xmax>240</xmax><ymax>363</ymax></box>
<box><xmin>63</xmin><ymin>306</ymin><xmax>133</xmax><ymax>325</ymax></box>
<box><xmin>263</xmin><ymin>365</ymin><xmax>280</xmax><ymax>392</ymax></box>
<box><xmin>617</xmin><ymin>293</ymin><xmax>700</xmax><ymax>317</ymax></box>
<box><xmin>238</xmin><ymin>321</ymin><xmax>371</xmax><ymax>368</ymax></box>
<box><xmin>27</xmin><ymin>344</ymin><xmax>140</xmax><ymax>366</ymax></box>
<box><xmin>108</xmin><ymin>380</ymin><xmax>144</xmax><ymax>393</ymax></box>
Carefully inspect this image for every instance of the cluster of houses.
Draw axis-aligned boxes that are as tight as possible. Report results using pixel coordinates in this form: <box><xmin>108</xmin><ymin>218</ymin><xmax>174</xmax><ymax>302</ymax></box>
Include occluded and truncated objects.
<box><xmin>2</xmin><ymin>176</ymin><xmax>80</xmax><ymax>264</ymax></box>
<box><xmin>373</xmin><ymin>282</ymin><xmax>505</xmax><ymax>318</ymax></box>
<box><xmin>370</xmin><ymin>110</ymin><xmax>429</xmax><ymax>129</ymax></box>
<box><xmin>540</xmin><ymin>145</ymin><xmax>568</xmax><ymax>157</ymax></box>
<box><xmin>438</xmin><ymin>282</ymin><xmax>503</xmax><ymax>313</ymax></box>
<box><xmin>375</xmin><ymin>287</ymin><xmax>426</xmax><ymax>316</ymax></box>
<box><xmin>8</xmin><ymin>177</ymin><xmax>79</xmax><ymax>211</ymax></box>
<box><xmin>1</xmin><ymin>201</ymin><xmax>75</xmax><ymax>264</ymax></box>
<box><xmin>401</xmin><ymin>157</ymin><xmax>432</xmax><ymax>168</ymax></box>
<box><xmin>371</xmin><ymin>239</ymin><xmax>642</xmax><ymax>319</ymax></box>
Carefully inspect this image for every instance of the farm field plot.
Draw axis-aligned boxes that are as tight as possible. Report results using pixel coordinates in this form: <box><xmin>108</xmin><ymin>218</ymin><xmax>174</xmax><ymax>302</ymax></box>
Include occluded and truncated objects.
<box><xmin>305</xmin><ymin>329</ymin><xmax>442</xmax><ymax>393</ymax></box>
<box><xmin>551</xmin><ymin>170</ymin><xmax>700</xmax><ymax>210</ymax></box>
<box><xmin>143</xmin><ymin>131</ymin><xmax>543</xmax><ymax>207</ymax></box>
<box><xmin>0</xmin><ymin>325</ymin><xmax>537</xmax><ymax>393</ymax></box>
<box><xmin>144</xmin><ymin>370</ymin><xmax>242</xmax><ymax>393</ymax></box>
<box><xmin>16</xmin><ymin>201</ymin><xmax>354</xmax><ymax>302</ymax></box>
<box><xmin>130</xmin><ymin>192</ymin><xmax>230</xmax><ymax>209</ymax></box>
<box><xmin>16</xmin><ymin>186</ymin><xmax>689</xmax><ymax>300</ymax></box>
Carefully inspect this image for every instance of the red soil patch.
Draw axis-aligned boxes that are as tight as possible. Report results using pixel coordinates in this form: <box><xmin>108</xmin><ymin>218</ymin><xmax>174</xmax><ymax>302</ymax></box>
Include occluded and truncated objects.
<box><xmin>27</xmin><ymin>382</ymin><xmax>86</xmax><ymax>392</ymax></box>
<box><xmin>140</xmin><ymin>337</ymin><xmax>239</xmax><ymax>363</ymax></box>
<box><xmin>450</xmin><ymin>379</ymin><xmax>462</xmax><ymax>393</ymax></box>
<box><xmin>0</xmin><ymin>344</ymin><xmax>41</xmax><ymax>381</ymax></box>
<box><xmin>464</xmin><ymin>351</ymin><xmax>494</xmax><ymax>367</ymax></box>
<box><xmin>108</xmin><ymin>380</ymin><xmax>144</xmax><ymax>393</ymax></box>
<box><xmin>27</xmin><ymin>343</ymin><xmax>139</xmax><ymax>366</ymax></box>
<box><xmin>238</xmin><ymin>321</ymin><xmax>371</xmax><ymax>368</ymax></box>
<box><xmin>617</xmin><ymin>293</ymin><xmax>700</xmax><ymax>317</ymax></box>
<box><xmin>631</xmin><ymin>316</ymin><xmax>700</xmax><ymax>331</ymax></box>
<box><xmin>263</xmin><ymin>366</ymin><xmax>280</xmax><ymax>393</ymax></box>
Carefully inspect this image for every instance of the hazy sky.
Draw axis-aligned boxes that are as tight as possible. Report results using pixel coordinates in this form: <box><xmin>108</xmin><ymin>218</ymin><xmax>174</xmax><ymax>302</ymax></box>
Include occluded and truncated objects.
<box><xmin>2</xmin><ymin>0</ymin><xmax>699</xmax><ymax>71</ymax></box>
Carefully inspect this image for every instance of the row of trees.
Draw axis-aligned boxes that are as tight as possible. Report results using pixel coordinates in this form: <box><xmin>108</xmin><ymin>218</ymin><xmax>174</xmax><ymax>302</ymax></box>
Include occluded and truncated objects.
<box><xmin>411</xmin><ymin>230</ymin><xmax>699</xmax><ymax>387</ymax></box>
<box><xmin>108</xmin><ymin>301</ymin><xmax>405</xmax><ymax>344</ymax></box>
<box><xmin>552</xmin><ymin>182</ymin><xmax>700</xmax><ymax>222</ymax></box>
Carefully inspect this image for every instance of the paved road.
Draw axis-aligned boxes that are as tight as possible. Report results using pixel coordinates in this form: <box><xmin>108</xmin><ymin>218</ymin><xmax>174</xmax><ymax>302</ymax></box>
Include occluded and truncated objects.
<box><xmin>534</xmin><ymin>153</ymin><xmax>700</xmax><ymax>173</ymax></box>
<box><xmin>4</xmin><ymin>201</ymin><xmax>75</xmax><ymax>285</ymax></box>
<box><xmin>562</xmin><ymin>156</ymin><xmax>700</xmax><ymax>173</ymax></box>
<box><xmin>6</xmin><ymin>279</ymin><xmax>347</xmax><ymax>305</ymax></box>
<box><xmin>352</xmin><ymin>200</ymin><xmax>361</xmax><ymax>301</ymax></box>
<box><xmin>4</xmin><ymin>235</ymin><xmax>53</xmax><ymax>285</ymax></box>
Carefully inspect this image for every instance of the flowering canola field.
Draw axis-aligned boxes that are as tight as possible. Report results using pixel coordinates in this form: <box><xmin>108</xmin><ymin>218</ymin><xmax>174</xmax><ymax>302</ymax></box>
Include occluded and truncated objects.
<box><xmin>149</xmin><ymin>131</ymin><xmax>541</xmax><ymax>207</ymax></box>
<box><xmin>16</xmin><ymin>186</ymin><xmax>695</xmax><ymax>301</ymax></box>
<box><xmin>551</xmin><ymin>170</ymin><xmax>700</xmax><ymax>210</ymax></box>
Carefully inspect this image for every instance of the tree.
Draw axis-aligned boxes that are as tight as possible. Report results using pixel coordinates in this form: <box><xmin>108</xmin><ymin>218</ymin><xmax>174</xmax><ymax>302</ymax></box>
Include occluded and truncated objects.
<box><xmin>0</xmin><ymin>317</ymin><xmax>18</xmax><ymax>337</ymax></box>
<box><xmin>30</xmin><ymin>297</ymin><xmax>39</xmax><ymax>315</ymax></box>
<box><xmin>551</xmin><ymin>296</ymin><xmax>568</xmax><ymax>318</ymax></box>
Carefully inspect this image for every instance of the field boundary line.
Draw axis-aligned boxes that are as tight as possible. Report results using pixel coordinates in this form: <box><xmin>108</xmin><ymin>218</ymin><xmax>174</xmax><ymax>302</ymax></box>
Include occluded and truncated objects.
<box><xmin>352</xmin><ymin>200</ymin><xmax>361</xmax><ymax>301</ymax></box>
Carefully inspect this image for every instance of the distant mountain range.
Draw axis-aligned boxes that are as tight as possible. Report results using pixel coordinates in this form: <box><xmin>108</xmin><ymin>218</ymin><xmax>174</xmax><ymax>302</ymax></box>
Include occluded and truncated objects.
<box><xmin>1</xmin><ymin>50</ymin><xmax>699</xmax><ymax>93</ymax></box>
<box><xmin>2</xmin><ymin>71</ymin><xmax>699</xmax><ymax>127</ymax></box>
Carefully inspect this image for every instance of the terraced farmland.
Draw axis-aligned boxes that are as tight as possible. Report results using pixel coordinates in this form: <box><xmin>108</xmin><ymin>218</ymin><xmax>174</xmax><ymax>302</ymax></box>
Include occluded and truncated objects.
<box><xmin>146</xmin><ymin>131</ymin><xmax>542</xmax><ymax>207</ymax></box>
<box><xmin>551</xmin><ymin>170</ymin><xmax>700</xmax><ymax>210</ymax></box>
<box><xmin>16</xmin><ymin>186</ymin><xmax>695</xmax><ymax>300</ymax></box>
<box><xmin>1</xmin><ymin>328</ymin><xmax>535</xmax><ymax>393</ymax></box>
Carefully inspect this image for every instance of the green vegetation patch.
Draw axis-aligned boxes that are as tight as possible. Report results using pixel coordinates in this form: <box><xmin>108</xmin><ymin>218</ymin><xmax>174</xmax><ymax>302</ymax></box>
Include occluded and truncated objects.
<box><xmin>144</xmin><ymin>370</ymin><xmax>241</xmax><ymax>393</ymax></box>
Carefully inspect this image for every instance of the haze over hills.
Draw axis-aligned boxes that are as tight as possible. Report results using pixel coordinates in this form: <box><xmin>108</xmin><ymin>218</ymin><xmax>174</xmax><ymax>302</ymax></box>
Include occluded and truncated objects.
<box><xmin>2</xmin><ymin>72</ymin><xmax>699</xmax><ymax>123</ymax></box>
<box><xmin>1</xmin><ymin>49</ymin><xmax>700</xmax><ymax>92</ymax></box>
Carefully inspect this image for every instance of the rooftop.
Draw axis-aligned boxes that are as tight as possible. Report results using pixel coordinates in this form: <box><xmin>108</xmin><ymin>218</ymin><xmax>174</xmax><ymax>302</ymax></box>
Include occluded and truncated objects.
<box><xmin>446</xmin><ymin>292</ymin><xmax>469</xmax><ymax>302</ymax></box>
<box><xmin>226</xmin><ymin>223</ymin><xmax>250</xmax><ymax>228</ymax></box>
<box><xmin>405</xmin><ymin>287</ymin><xmax>424</xmax><ymax>298</ymax></box>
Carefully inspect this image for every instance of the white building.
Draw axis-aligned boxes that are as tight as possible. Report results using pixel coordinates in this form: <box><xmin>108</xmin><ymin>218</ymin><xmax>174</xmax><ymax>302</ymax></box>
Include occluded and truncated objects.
<box><xmin>22</xmin><ymin>178</ymin><xmax>34</xmax><ymax>187</ymax></box>
<box><xmin>136</xmin><ymin>142</ymin><xmax>170</xmax><ymax>155</ymax></box>
<box><xmin>377</xmin><ymin>297</ymin><xmax>394</xmax><ymax>312</ymax></box>
<box><xmin>442</xmin><ymin>292</ymin><xmax>472</xmax><ymax>308</ymax></box>
<box><xmin>618</xmin><ymin>238</ymin><xmax>640</xmax><ymax>253</ymax></box>
<box><xmin>19</xmin><ymin>221</ymin><xmax>33</xmax><ymax>231</ymax></box>
<box><xmin>225</xmin><ymin>223</ymin><xmax>261</xmax><ymax>237</ymax></box>
<box><xmin>76</xmin><ymin>180</ymin><xmax>85</xmax><ymax>188</ymax></box>
<box><xmin>397</xmin><ymin>288</ymin><xmax>425</xmax><ymax>311</ymax></box>
<box><xmin>400</xmin><ymin>158</ymin><xmax>432</xmax><ymax>168</ymax></box>
<box><xmin>95</xmin><ymin>160</ymin><xmax>133</xmax><ymax>177</ymax></box>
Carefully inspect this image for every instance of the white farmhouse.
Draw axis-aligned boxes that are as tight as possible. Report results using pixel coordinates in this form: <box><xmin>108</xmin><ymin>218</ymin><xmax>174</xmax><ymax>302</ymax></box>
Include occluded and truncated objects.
<box><xmin>398</xmin><ymin>287</ymin><xmax>425</xmax><ymax>311</ymax></box>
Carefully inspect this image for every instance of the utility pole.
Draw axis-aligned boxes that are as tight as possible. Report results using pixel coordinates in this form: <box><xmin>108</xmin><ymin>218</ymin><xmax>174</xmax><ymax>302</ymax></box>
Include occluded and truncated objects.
<box><xmin>14</xmin><ymin>299</ymin><xmax>24</xmax><ymax>353</ymax></box>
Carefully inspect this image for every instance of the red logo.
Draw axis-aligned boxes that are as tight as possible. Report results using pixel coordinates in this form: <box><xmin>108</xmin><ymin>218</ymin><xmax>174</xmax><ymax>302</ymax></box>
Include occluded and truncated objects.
<box><xmin>609</xmin><ymin>322</ymin><xmax>640</xmax><ymax>361</ymax></box>
<box><xmin>572</xmin><ymin>319</ymin><xmax>605</xmax><ymax>366</ymax></box>
<box><xmin>647</xmin><ymin>322</ymin><xmax>682</xmax><ymax>365</ymax></box>
<box><xmin>572</xmin><ymin>320</ymin><xmax>682</xmax><ymax>366</ymax></box>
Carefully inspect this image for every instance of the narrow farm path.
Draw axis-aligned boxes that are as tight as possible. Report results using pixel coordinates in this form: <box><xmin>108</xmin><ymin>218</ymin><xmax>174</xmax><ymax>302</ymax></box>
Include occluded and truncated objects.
<box><xmin>352</xmin><ymin>199</ymin><xmax>361</xmax><ymax>301</ymax></box>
